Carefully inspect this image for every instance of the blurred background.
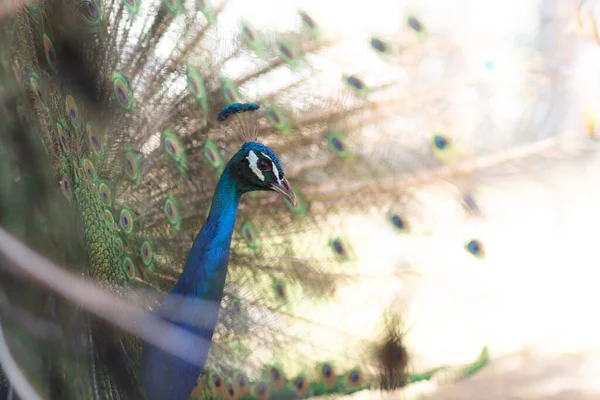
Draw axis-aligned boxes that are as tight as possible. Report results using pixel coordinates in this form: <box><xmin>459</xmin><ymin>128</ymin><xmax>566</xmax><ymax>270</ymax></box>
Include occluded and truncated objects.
<box><xmin>244</xmin><ymin>1</ymin><xmax>600</xmax><ymax>398</ymax></box>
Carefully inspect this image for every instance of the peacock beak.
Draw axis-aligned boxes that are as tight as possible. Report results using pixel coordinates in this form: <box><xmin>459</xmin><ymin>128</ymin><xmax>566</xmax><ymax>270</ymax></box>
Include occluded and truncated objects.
<box><xmin>270</xmin><ymin>177</ymin><xmax>297</xmax><ymax>207</ymax></box>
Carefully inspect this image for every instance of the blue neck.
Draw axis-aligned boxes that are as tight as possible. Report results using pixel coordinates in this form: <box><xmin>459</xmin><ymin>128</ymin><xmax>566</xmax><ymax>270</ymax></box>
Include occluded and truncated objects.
<box><xmin>140</xmin><ymin>167</ymin><xmax>242</xmax><ymax>400</ymax></box>
<box><xmin>172</xmin><ymin>167</ymin><xmax>241</xmax><ymax>300</ymax></box>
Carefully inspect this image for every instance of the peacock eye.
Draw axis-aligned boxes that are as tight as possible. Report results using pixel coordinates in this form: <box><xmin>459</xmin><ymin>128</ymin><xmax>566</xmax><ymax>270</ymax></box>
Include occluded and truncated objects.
<box><xmin>257</xmin><ymin>158</ymin><xmax>272</xmax><ymax>172</ymax></box>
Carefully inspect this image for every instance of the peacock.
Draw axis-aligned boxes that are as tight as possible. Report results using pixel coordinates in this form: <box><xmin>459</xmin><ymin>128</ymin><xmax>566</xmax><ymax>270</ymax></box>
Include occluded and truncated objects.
<box><xmin>0</xmin><ymin>0</ymin><xmax>595</xmax><ymax>399</ymax></box>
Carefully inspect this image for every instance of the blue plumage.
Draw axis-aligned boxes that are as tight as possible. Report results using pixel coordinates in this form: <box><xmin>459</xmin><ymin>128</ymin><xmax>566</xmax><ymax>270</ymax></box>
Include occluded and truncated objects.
<box><xmin>140</xmin><ymin>142</ymin><xmax>293</xmax><ymax>400</ymax></box>
<box><xmin>433</xmin><ymin>134</ymin><xmax>450</xmax><ymax>150</ymax></box>
<box><xmin>216</xmin><ymin>102</ymin><xmax>260</xmax><ymax>122</ymax></box>
<box><xmin>141</xmin><ymin>171</ymin><xmax>239</xmax><ymax>400</ymax></box>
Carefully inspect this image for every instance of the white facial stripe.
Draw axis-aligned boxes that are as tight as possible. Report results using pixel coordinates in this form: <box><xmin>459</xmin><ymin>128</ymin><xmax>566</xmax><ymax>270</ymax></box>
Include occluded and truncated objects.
<box><xmin>246</xmin><ymin>150</ymin><xmax>264</xmax><ymax>181</ymax></box>
<box><xmin>261</xmin><ymin>151</ymin><xmax>282</xmax><ymax>184</ymax></box>
<box><xmin>272</xmin><ymin>163</ymin><xmax>281</xmax><ymax>183</ymax></box>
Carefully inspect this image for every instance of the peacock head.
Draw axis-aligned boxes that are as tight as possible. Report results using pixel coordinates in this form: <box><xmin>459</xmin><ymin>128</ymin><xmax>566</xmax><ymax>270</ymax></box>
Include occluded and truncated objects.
<box><xmin>228</xmin><ymin>141</ymin><xmax>296</xmax><ymax>206</ymax></box>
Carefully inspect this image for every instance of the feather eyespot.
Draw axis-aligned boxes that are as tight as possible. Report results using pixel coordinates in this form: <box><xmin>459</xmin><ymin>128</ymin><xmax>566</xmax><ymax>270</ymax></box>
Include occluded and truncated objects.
<box><xmin>206</xmin><ymin>147</ymin><xmax>217</xmax><ymax>163</ymax></box>
<box><xmin>331</xmin><ymin>239</ymin><xmax>345</xmax><ymax>255</ymax></box>
<box><xmin>188</xmin><ymin>76</ymin><xmax>199</xmax><ymax>93</ymax></box>
<box><xmin>224</xmin><ymin>88</ymin><xmax>237</xmax><ymax>104</ymax></box>
<box><xmin>347</xmin><ymin>368</ymin><xmax>363</xmax><ymax>388</ymax></box>
<box><xmin>346</xmin><ymin>75</ymin><xmax>364</xmax><ymax>90</ymax></box>
<box><xmin>88</xmin><ymin>1</ymin><xmax>98</xmax><ymax>18</ymax></box>
<box><xmin>333</xmin><ymin>241</ymin><xmax>343</xmax><ymax>254</ymax></box>
<box><xmin>221</xmin><ymin>79</ymin><xmax>241</xmax><ymax>104</ymax></box>
<box><xmin>56</xmin><ymin>122</ymin><xmax>68</xmax><ymax>150</ymax></box>
<box><xmin>162</xmin><ymin>130</ymin><xmax>185</xmax><ymax>168</ymax></box>
<box><xmin>29</xmin><ymin>76</ymin><xmax>47</xmax><ymax>110</ymax></box>
<box><xmin>124</xmin><ymin>151</ymin><xmax>140</xmax><ymax>183</ymax></box>
<box><xmin>276</xmin><ymin>284</ymin><xmax>285</xmax><ymax>298</ymax></box>
<box><xmin>269</xmin><ymin>367</ymin><xmax>285</xmax><ymax>390</ymax></box>
<box><xmin>117</xmin><ymin>85</ymin><xmax>127</xmax><ymax>104</ymax></box>
<box><xmin>344</xmin><ymin>74</ymin><xmax>371</xmax><ymax>96</ymax></box>
<box><xmin>319</xmin><ymin>362</ymin><xmax>336</xmax><ymax>387</ymax></box>
<box><xmin>243</xmin><ymin>25</ymin><xmax>255</xmax><ymax>41</ymax></box>
<box><xmin>141</xmin><ymin>241</ymin><xmax>153</xmax><ymax>267</ymax></box>
<box><xmin>327</xmin><ymin>130</ymin><xmax>352</xmax><ymax>158</ymax></box>
<box><xmin>293</xmin><ymin>376</ymin><xmax>307</xmax><ymax>395</ymax></box>
<box><xmin>122</xmin><ymin>257</ymin><xmax>135</xmax><ymax>280</ymax></box>
<box><xmin>266</xmin><ymin>108</ymin><xmax>280</xmax><ymax>124</ymax></box>
<box><xmin>285</xmin><ymin>188</ymin><xmax>307</xmax><ymax>215</ymax></box>
<box><xmin>331</xmin><ymin>137</ymin><xmax>343</xmax><ymax>151</ymax></box>
<box><xmin>466</xmin><ymin>239</ymin><xmax>485</xmax><ymax>258</ymax></box>
<box><xmin>265</xmin><ymin>105</ymin><xmax>290</xmax><ymax>131</ymax></box>
<box><xmin>407</xmin><ymin>16</ymin><xmax>424</xmax><ymax>33</ymax></box>
<box><xmin>164</xmin><ymin>196</ymin><xmax>181</xmax><ymax>229</ymax></box>
<box><xmin>210</xmin><ymin>372</ymin><xmax>225</xmax><ymax>397</ymax></box>
<box><xmin>60</xmin><ymin>177</ymin><xmax>72</xmax><ymax>199</ymax></box>
<box><xmin>462</xmin><ymin>193</ymin><xmax>480</xmax><ymax>214</ymax></box>
<box><xmin>65</xmin><ymin>95</ymin><xmax>80</xmax><ymax>128</ymax></box>
<box><xmin>43</xmin><ymin>34</ymin><xmax>58</xmax><ymax>71</ymax></box>
<box><xmin>87</xmin><ymin>124</ymin><xmax>103</xmax><ymax>155</ymax></box>
<box><xmin>112</xmin><ymin>72</ymin><xmax>135</xmax><ymax>111</ymax></box>
<box><xmin>271</xmin><ymin>367</ymin><xmax>281</xmax><ymax>380</ymax></box>
<box><xmin>277</xmin><ymin>40</ymin><xmax>299</xmax><ymax>67</ymax></box>
<box><xmin>225</xmin><ymin>383</ymin><xmax>236</xmax><ymax>400</ymax></box>
<box><xmin>300</xmin><ymin>11</ymin><xmax>316</xmax><ymax>29</ymax></box>
<box><xmin>82</xmin><ymin>159</ymin><xmax>96</xmax><ymax>179</ymax></box>
<box><xmin>234</xmin><ymin>372</ymin><xmax>249</xmax><ymax>396</ymax></box>
<box><xmin>273</xmin><ymin>280</ymin><xmax>287</xmax><ymax>303</ymax></box>
<box><xmin>119</xmin><ymin>208</ymin><xmax>134</xmax><ymax>234</ymax></box>
<box><xmin>241</xmin><ymin>221</ymin><xmax>260</xmax><ymax>249</ymax></box>
<box><xmin>277</xmin><ymin>42</ymin><xmax>293</xmax><ymax>59</ymax></box>
<box><xmin>433</xmin><ymin>134</ymin><xmax>450</xmax><ymax>150</ymax></box>
<box><xmin>371</xmin><ymin>37</ymin><xmax>389</xmax><ymax>53</ymax></box>
<box><xmin>204</xmin><ymin>140</ymin><xmax>224</xmax><ymax>169</ymax></box>
<box><xmin>186</xmin><ymin>67</ymin><xmax>206</xmax><ymax>101</ymax></box>
<box><xmin>126</xmin><ymin>159</ymin><xmax>134</xmax><ymax>175</ymax></box>
<box><xmin>252</xmin><ymin>382</ymin><xmax>269</xmax><ymax>400</ymax></box>
<box><xmin>229</xmin><ymin>298</ymin><xmax>244</xmax><ymax>318</ymax></box>
<box><xmin>329</xmin><ymin>238</ymin><xmax>351</xmax><ymax>260</ymax></box>
<box><xmin>85</xmin><ymin>0</ymin><xmax>102</xmax><ymax>24</ymax></box>
<box><xmin>241</xmin><ymin>22</ymin><xmax>262</xmax><ymax>51</ymax></box>
<box><xmin>389</xmin><ymin>214</ymin><xmax>409</xmax><ymax>232</ymax></box>
<box><xmin>236</xmin><ymin>374</ymin><xmax>245</xmax><ymax>387</ymax></box>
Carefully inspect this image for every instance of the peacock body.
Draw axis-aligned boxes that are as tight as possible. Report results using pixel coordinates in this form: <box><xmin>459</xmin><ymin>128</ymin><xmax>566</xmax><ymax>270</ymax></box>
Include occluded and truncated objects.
<box><xmin>0</xmin><ymin>0</ymin><xmax>595</xmax><ymax>399</ymax></box>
